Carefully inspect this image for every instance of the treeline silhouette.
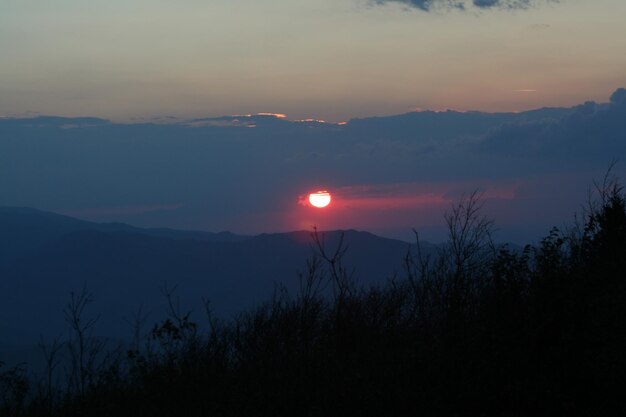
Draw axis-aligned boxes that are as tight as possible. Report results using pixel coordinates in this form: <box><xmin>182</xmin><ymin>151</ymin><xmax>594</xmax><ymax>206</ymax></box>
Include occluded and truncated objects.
<box><xmin>2</xmin><ymin>177</ymin><xmax>626</xmax><ymax>416</ymax></box>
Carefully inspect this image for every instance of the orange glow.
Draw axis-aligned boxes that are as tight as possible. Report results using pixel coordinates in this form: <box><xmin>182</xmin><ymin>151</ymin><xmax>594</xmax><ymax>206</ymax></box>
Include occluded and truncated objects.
<box><xmin>296</xmin><ymin>118</ymin><xmax>327</xmax><ymax>123</ymax></box>
<box><xmin>308</xmin><ymin>191</ymin><xmax>331</xmax><ymax>208</ymax></box>
<box><xmin>257</xmin><ymin>112</ymin><xmax>287</xmax><ymax>118</ymax></box>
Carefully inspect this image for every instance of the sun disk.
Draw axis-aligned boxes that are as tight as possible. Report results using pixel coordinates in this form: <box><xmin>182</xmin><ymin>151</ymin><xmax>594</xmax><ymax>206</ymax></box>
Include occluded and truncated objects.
<box><xmin>309</xmin><ymin>191</ymin><xmax>331</xmax><ymax>208</ymax></box>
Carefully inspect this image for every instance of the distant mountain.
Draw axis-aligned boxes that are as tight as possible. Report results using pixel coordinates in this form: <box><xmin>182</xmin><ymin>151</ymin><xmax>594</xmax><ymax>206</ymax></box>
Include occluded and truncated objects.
<box><xmin>0</xmin><ymin>207</ymin><xmax>432</xmax><ymax>345</ymax></box>
<box><xmin>0</xmin><ymin>207</ymin><xmax>250</xmax><ymax>265</ymax></box>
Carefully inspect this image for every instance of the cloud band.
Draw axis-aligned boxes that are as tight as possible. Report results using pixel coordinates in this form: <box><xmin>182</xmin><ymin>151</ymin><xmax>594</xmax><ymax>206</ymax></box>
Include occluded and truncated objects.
<box><xmin>374</xmin><ymin>0</ymin><xmax>551</xmax><ymax>12</ymax></box>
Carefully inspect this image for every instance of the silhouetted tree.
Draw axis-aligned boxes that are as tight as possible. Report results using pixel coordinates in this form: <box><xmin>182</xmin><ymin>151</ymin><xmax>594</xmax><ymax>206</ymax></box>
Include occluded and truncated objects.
<box><xmin>0</xmin><ymin>361</ymin><xmax>28</xmax><ymax>417</ymax></box>
<box><xmin>4</xmin><ymin>174</ymin><xmax>626</xmax><ymax>416</ymax></box>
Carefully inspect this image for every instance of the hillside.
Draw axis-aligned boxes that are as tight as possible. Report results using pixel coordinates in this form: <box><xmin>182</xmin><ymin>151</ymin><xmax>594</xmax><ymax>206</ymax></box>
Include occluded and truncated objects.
<box><xmin>0</xmin><ymin>207</ymin><xmax>430</xmax><ymax>344</ymax></box>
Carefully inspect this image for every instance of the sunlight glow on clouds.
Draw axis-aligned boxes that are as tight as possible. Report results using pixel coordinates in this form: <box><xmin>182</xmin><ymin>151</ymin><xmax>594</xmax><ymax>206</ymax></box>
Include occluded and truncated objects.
<box><xmin>257</xmin><ymin>113</ymin><xmax>287</xmax><ymax>119</ymax></box>
<box><xmin>280</xmin><ymin>179</ymin><xmax>523</xmax><ymax>241</ymax></box>
<box><xmin>332</xmin><ymin>181</ymin><xmax>517</xmax><ymax>210</ymax></box>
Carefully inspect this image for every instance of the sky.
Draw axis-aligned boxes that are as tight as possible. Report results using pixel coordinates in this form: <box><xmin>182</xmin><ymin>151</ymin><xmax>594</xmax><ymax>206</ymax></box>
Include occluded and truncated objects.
<box><xmin>2</xmin><ymin>92</ymin><xmax>626</xmax><ymax>244</ymax></box>
<box><xmin>1</xmin><ymin>0</ymin><xmax>626</xmax><ymax>245</ymax></box>
<box><xmin>1</xmin><ymin>0</ymin><xmax>626</xmax><ymax>122</ymax></box>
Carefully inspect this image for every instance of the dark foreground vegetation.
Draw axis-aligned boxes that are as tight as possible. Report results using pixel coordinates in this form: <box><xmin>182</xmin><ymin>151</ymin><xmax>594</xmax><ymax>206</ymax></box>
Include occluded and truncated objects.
<box><xmin>2</xmin><ymin>176</ymin><xmax>626</xmax><ymax>416</ymax></box>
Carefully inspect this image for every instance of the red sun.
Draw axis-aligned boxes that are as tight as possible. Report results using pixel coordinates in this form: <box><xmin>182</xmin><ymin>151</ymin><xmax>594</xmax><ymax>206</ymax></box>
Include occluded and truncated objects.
<box><xmin>309</xmin><ymin>191</ymin><xmax>331</xmax><ymax>208</ymax></box>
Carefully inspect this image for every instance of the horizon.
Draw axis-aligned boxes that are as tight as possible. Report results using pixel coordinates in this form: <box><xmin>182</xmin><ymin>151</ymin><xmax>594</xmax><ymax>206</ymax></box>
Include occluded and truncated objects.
<box><xmin>0</xmin><ymin>99</ymin><xmax>608</xmax><ymax>125</ymax></box>
<box><xmin>0</xmin><ymin>94</ymin><xmax>609</xmax><ymax>125</ymax></box>
<box><xmin>2</xmin><ymin>89</ymin><xmax>626</xmax><ymax>245</ymax></box>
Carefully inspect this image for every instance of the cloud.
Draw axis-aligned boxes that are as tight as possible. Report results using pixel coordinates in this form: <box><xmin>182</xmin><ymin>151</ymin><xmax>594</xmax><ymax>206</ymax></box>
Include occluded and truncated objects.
<box><xmin>373</xmin><ymin>0</ymin><xmax>552</xmax><ymax>11</ymax></box>
<box><xmin>479</xmin><ymin>88</ymin><xmax>626</xmax><ymax>166</ymax></box>
<box><xmin>373</xmin><ymin>0</ymin><xmax>462</xmax><ymax>11</ymax></box>
<box><xmin>473</xmin><ymin>0</ymin><xmax>530</xmax><ymax>9</ymax></box>
<box><xmin>610</xmin><ymin>88</ymin><xmax>626</xmax><ymax>105</ymax></box>
<box><xmin>1</xmin><ymin>88</ymin><xmax>623</xmax><ymax>243</ymax></box>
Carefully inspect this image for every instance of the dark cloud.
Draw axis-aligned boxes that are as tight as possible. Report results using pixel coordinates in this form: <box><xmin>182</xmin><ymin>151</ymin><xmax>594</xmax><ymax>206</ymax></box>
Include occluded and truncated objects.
<box><xmin>374</xmin><ymin>0</ymin><xmax>551</xmax><ymax>11</ymax></box>
<box><xmin>473</xmin><ymin>0</ymin><xmax>530</xmax><ymax>9</ymax></box>
<box><xmin>1</xmin><ymin>88</ymin><xmax>623</xmax><ymax>244</ymax></box>
<box><xmin>479</xmin><ymin>88</ymin><xmax>626</xmax><ymax>167</ymax></box>
<box><xmin>374</xmin><ymin>0</ymin><xmax>462</xmax><ymax>11</ymax></box>
<box><xmin>610</xmin><ymin>88</ymin><xmax>626</xmax><ymax>105</ymax></box>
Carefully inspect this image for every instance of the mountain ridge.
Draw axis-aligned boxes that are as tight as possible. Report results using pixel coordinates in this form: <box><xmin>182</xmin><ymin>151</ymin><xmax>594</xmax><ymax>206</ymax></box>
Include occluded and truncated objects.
<box><xmin>0</xmin><ymin>207</ymin><xmax>428</xmax><ymax>345</ymax></box>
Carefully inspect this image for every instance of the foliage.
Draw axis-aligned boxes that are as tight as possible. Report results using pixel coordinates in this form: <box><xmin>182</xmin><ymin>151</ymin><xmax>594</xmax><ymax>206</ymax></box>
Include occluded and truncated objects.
<box><xmin>0</xmin><ymin>361</ymin><xmax>29</xmax><ymax>417</ymax></box>
<box><xmin>3</xmin><ymin>177</ymin><xmax>626</xmax><ymax>416</ymax></box>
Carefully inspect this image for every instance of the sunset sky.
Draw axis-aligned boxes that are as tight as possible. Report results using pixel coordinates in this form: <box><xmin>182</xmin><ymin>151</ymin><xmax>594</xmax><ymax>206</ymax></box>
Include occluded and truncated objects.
<box><xmin>2</xmin><ymin>0</ymin><xmax>625</xmax><ymax>121</ymax></box>
<box><xmin>4</xmin><ymin>0</ymin><xmax>626</xmax><ymax>397</ymax></box>
<box><xmin>2</xmin><ymin>0</ymin><xmax>626</xmax><ymax>244</ymax></box>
